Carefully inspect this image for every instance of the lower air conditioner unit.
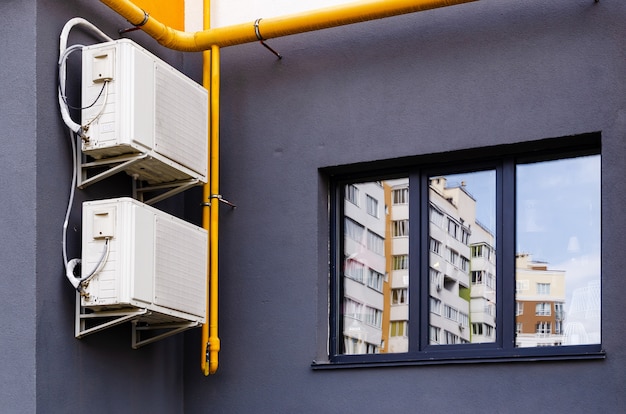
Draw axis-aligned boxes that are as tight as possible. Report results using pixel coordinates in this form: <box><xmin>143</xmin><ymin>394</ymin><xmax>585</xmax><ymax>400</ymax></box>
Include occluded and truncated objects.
<box><xmin>80</xmin><ymin>39</ymin><xmax>208</xmax><ymax>186</ymax></box>
<box><xmin>77</xmin><ymin>198</ymin><xmax>207</xmax><ymax>346</ymax></box>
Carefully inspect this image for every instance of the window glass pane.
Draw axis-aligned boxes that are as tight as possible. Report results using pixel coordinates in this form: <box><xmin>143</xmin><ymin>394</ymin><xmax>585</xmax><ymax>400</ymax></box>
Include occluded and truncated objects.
<box><xmin>342</xmin><ymin>179</ymin><xmax>408</xmax><ymax>355</ymax></box>
<box><xmin>428</xmin><ymin>171</ymin><xmax>496</xmax><ymax>345</ymax></box>
<box><xmin>516</xmin><ymin>155</ymin><xmax>601</xmax><ymax>347</ymax></box>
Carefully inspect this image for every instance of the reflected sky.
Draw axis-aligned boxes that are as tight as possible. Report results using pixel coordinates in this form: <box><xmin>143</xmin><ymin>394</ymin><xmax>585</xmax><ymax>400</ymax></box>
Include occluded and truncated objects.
<box><xmin>517</xmin><ymin>155</ymin><xmax>601</xmax><ymax>315</ymax></box>
<box><xmin>447</xmin><ymin>155</ymin><xmax>601</xmax><ymax>314</ymax></box>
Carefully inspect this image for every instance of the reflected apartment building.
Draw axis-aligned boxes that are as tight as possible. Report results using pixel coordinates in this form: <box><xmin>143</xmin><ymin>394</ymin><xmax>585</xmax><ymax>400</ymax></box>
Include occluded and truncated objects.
<box><xmin>343</xmin><ymin>182</ymin><xmax>387</xmax><ymax>354</ymax></box>
<box><xmin>515</xmin><ymin>254</ymin><xmax>566</xmax><ymax>347</ymax></box>
<box><xmin>343</xmin><ymin>177</ymin><xmax>496</xmax><ymax>354</ymax></box>
<box><xmin>428</xmin><ymin>178</ymin><xmax>496</xmax><ymax>345</ymax></box>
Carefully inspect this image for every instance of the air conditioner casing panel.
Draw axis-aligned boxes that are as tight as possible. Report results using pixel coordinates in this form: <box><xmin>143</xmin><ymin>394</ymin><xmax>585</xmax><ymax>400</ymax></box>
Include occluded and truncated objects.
<box><xmin>81</xmin><ymin>39</ymin><xmax>208</xmax><ymax>185</ymax></box>
<box><xmin>81</xmin><ymin>198</ymin><xmax>207</xmax><ymax>324</ymax></box>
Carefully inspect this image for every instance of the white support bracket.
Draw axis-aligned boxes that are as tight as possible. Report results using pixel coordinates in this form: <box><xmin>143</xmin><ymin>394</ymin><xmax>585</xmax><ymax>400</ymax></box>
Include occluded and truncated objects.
<box><xmin>78</xmin><ymin>149</ymin><xmax>203</xmax><ymax>204</ymax></box>
<box><xmin>135</xmin><ymin>178</ymin><xmax>200</xmax><ymax>205</ymax></box>
<box><xmin>76</xmin><ymin>297</ymin><xmax>202</xmax><ymax>348</ymax></box>
<box><xmin>131</xmin><ymin>320</ymin><xmax>200</xmax><ymax>349</ymax></box>
<box><xmin>78</xmin><ymin>152</ymin><xmax>150</xmax><ymax>189</ymax></box>
<box><xmin>76</xmin><ymin>300</ymin><xmax>149</xmax><ymax>339</ymax></box>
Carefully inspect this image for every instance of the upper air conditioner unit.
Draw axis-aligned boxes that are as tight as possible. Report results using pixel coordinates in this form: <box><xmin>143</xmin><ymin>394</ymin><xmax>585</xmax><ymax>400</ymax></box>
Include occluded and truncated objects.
<box><xmin>77</xmin><ymin>197</ymin><xmax>207</xmax><ymax>347</ymax></box>
<box><xmin>80</xmin><ymin>39</ymin><xmax>208</xmax><ymax>194</ymax></box>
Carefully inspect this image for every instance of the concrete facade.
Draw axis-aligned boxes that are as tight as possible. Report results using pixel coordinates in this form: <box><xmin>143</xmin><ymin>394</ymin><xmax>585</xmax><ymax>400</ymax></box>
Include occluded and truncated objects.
<box><xmin>1</xmin><ymin>0</ymin><xmax>625</xmax><ymax>412</ymax></box>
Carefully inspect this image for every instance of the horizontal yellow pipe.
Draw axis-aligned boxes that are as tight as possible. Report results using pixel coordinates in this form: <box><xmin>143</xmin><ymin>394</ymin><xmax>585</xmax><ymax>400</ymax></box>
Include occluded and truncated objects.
<box><xmin>100</xmin><ymin>0</ymin><xmax>477</xmax><ymax>51</ymax></box>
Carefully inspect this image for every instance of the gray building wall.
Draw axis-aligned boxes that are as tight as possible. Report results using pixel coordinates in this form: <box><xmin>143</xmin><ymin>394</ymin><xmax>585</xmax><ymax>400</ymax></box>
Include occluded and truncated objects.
<box><xmin>1</xmin><ymin>1</ymin><xmax>37</xmax><ymax>412</ymax></box>
<box><xmin>1</xmin><ymin>1</ymin><xmax>200</xmax><ymax>412</ymax></box>
<box><xmin>0</xmin><ymin>0</ymin><xmax>624</xmax><ymax>413</ymax></box>
<box><xmin>186</xmin><ymin>1</ymin><xmax>626</xmax><ymax>413</ymax></box>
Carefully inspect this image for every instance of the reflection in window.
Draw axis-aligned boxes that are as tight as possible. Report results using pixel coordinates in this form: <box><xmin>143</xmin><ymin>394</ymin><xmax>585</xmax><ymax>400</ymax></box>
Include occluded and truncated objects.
<box><xmin>346</xmin><ymin>184</ymin><xmax>359</xmax><ymax>206</ymax></box>
<box><xmin>392</xmin><ymin>288</ymin><xmax>408</xmax><ymax>305</ymax></box>
<box><xmin>393</xmin><ymin>255</ymin><xmax>408</xmax><ymax>270</ymax></box>
<box><xmin>332</xmin><ymin>140</ymin><xmax>602</xmax><ymax>364</ymax></box>
<box><xmin>366</xmin><ymin>194</ymin><xmax>379</xmax><ymax>218</ymax></box>
<box><xmin>516</xmin><ymin>155</ymin><xmax>601</xmax><ymax>347</ymax></box>
<box><xmin>392</xmin><ymin>187</ymin><xmax>408</xmax><ymax>204</ymax></box>
<box><xmin>342</xmin><ymin>179</ymin><xmax>408</xmax><ymax>355</ymax></box>
<box><xmin>429</xmin><ymin>170</ymin><xmax>497</xmax><ymax>345</ymax></box>
<box><xmin>391</xmin><ymin>321</ymin><xmax>408</xmax><ymax>337</ymax></box>
<box><xmin>392</xmin><ymin>220</ymin><xmax>409</xmax><ymax>237</ymax></box>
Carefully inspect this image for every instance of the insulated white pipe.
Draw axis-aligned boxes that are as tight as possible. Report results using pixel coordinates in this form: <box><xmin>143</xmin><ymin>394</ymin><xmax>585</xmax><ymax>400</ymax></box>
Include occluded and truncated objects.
<box><xmin>58</xmin><ymin>18</ymin><xmax>113</xmax><ymax>133</ymax></box>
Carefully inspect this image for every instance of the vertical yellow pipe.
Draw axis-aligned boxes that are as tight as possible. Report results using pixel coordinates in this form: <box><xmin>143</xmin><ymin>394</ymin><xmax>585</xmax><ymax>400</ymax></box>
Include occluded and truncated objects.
<box><xmin>207</xmin><ymin>43</ymin><xmax>221</xmax><ymax>375</ymax></box>
<box><xmin>200</xmin><ymin>49</ymin><xmax>211</xmax><ymax>375</ymax></box>
<box><xmin>201</xmin><ymin>0</ymin><xmax>220</xmax><ymax>376</ymax></box>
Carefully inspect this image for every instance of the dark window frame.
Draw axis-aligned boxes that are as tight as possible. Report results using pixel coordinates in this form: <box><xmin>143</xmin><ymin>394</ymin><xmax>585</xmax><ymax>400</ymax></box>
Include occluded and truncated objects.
<box><xmin>316</xmin><ymin>133</ymin><xmax>605</xmax><ymax>369</ymax></box>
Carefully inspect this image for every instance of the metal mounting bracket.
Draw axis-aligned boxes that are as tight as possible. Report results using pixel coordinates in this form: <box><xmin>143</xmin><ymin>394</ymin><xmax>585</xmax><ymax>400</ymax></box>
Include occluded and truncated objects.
<box><xmin>131</xmin><ymin>320</ymin><xmax>200</xmax><ymax>349</ymax></box>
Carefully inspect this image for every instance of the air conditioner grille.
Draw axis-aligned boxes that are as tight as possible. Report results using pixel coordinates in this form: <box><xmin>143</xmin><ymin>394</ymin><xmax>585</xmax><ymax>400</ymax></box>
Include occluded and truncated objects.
<box><xmin>154</xmin><ymin>65</ymin><xmax>208</xmax><ymax>178</ymax></box>
<box><xmin>154</xmin><ymin>216</ymin><xmax>207</xmax><ymax>317</ymax></box>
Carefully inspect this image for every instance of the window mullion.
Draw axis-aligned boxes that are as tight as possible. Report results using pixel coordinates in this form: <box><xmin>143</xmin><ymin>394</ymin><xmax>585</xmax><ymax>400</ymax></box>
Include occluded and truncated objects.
<box><xmin>499</xmin><ymin>159</ymin><xmax>516</xmax><ymax>350</ymax></box>
<box><xmin>330</xmin><ymin>181</ymin><xmax>343</xmax><ymax>357</ymax></box>
<box><xmin>413</xmin><ymin>170</ymin><xmax>428</xmax><ymax>352</ymax></box>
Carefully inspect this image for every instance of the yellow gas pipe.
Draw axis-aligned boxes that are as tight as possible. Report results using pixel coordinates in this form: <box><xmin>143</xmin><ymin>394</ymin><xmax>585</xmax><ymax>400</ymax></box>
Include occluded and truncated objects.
<box><xmin>201</xmin><ymin>0</ymin><xmax>221</xmax><ymax>376</ymax></box>
<box><xmin>100</xmin><ymin>0</ymin><xmax>477</xmax><ymax>51</ymax></box>
<box><xmin>99</xmin><ymin>0</ymin><xmax>478</xmax><ymax>375</ymax></box>
<box><xmin>200</xmin><ymin>44</ymin><xmax>221</xmax><ymax>376</ymax></box>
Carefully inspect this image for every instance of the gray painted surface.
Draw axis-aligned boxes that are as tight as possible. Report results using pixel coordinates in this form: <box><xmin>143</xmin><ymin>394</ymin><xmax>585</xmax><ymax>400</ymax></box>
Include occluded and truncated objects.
<box><xmin>0</xmin><ymin>0</ymin><xmax>624</xmax><ymax>413</ymax></box>
<box><xmin>186</xmin><ymin>1</ymin><xmax>626</xmax><ymax>413</ymax></box>
<box><xmin>1</xmin><ymin>1</ymin><xmax>37</xmax><ymax>412</ymax></box>
<box><xmin>0</xmin><ymin>1</ymin><xmax>198</xmax><ymax>412</ymax></box>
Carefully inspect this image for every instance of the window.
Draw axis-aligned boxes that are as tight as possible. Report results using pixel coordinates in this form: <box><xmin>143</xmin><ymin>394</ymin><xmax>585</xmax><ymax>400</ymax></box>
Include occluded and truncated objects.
<box><xmin>429</xmin><ymin>297</ymin><xmax>441</xmax><ymax>314</ymax></box>
<box><xmin>344</xmin><ymin>218</ymin><xmax>364</xmax><ymax>243</ymax></box>
<box><xmin>447</xmin><ymin>218</ymin><xmax>459</xmax><ymax>239</ymax></box>
<box><xmin>536</xmin><ymin>322</ymin><xmax>552</xmax><ymax>336</ymax></box>
<box><xmin>366</xmin><ymin>194</ymin><xmax>379</xmax><ymax>217</ymax></box>
<box><xmin>367</xmin><ymin>230</ymin><xmax>384</xmax><ymax>255</ymax></box>
<box><xmin>344</xmin><ymin>298</ymin><xmax>363</xmax><ymax>320</ymax></box>
<box><xmin>365</xmin><ymin>306</ymin><xmax>382</xmax><ymax>328</ymax></box>
<box><xmin>392</xmin><ymin>220</ymin><xmax>409</xmax><ymax>237</ymax></box>
<box><xmin>429</xmin><ymin>326</ymin><xmax>441</xmax><ymax>344</ymax></box>
<box><xmin>429</xmin><ymin>206</ymin><xmax>444</xmax><ymax>228</ymax></box>
<box><xmin>367</xmin><ymin>269</ymin><xmax>384</xmax><ymax>292</ymax></box>
<box><xmin>392</xmin><ymin>255</ymin><xmax>408</xmax><ymax>270</ymax></box>
<box><xmin>535</xmin><ymin>302</ymin><xmax>551</xmax><ymax>316</ymax></box>
<box><xmin>391</xmin><ymin>321</ymin><xmax>408</xmax><ymax>337</ymax></box>
<box><xmin>460</xmin><ymin>256</ymin><xmax>469</xmax><ymax>272</ymax></box>
<box><xmin>443</xmin><ymin>304</ymin><xmax>458</xmax><ymax>322</ymax></box>
<box><xmin>554</xmin><ymin>303</ymin><xmax>564</xmax><ymax>320</ymax></box>
<box><xmin>344</xmin><ymin>258</ymin><xmax>365</xmax><ymax>283</ymax></box>
<box><xmin>346</xmin><ymin>184</ymin><xmax>359</xmax><ymax>206</ymax></box>
<box><xmin>537</xmin><ymin>283</ymin><xmax>550</xmax><ymax>295</ymax></box>
<box><xmin>392</xmin><ymin>187</ymin><xmax>408</xmax><ymax>204</ymax></box>
<box><xmin>446</xmin><ymin>248</ymin><xmax>459</xmax><ymax>267</ymax></box>
<box><xmin>392</xmin><ymin>288</ymin><xmax>409</xmax><ymax>305</ymax></box>
<box><xmin>324</xmin><ymin>136</ymin><xmax>603</xmax><ymax>368</ymax></box>
<box><xmin>429</xmin><ymin>238</ymin><xmax>441</xmax><ymax>255</ymax></box>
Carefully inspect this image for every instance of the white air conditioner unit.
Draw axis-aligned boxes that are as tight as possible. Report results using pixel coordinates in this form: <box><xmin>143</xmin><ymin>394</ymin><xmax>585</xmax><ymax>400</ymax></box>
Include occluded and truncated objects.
<box><xmin>80</xmin><ymin>39</ymin><xmax>208</xmax><ymax>194</ymax></box>
<box><xmin>77</xmin><ymin>197</ymin><xmax>207</xmax><ymax>347</ymax></box>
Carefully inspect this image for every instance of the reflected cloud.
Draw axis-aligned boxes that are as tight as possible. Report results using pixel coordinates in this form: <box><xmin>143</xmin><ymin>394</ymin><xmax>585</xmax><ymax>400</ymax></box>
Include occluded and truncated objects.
<box><xmin>567</xmin><ymin>236</ymin><xmax>580</xmax><ymax>253</ymax></box>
